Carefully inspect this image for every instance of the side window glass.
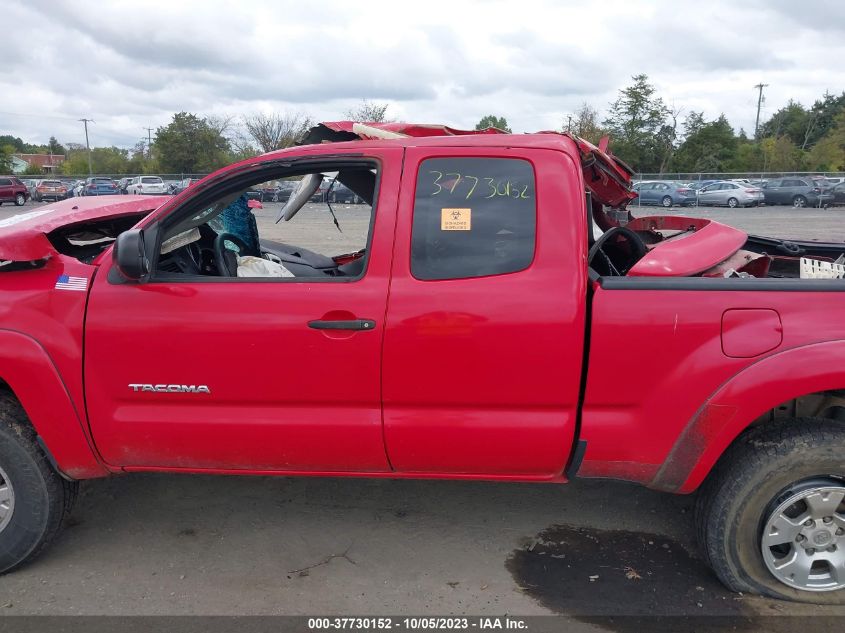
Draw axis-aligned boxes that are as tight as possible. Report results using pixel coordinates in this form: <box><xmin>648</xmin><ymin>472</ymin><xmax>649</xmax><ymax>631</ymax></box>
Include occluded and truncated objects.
<box><xmin>411</xmin><ymin>157</ymin><xmax>536</xmax><ymax>281</ymax></box>
<box><xmin>153</xmin><ymin>165</ymin><xmax>378</xmax><ymax>281</ymax></box>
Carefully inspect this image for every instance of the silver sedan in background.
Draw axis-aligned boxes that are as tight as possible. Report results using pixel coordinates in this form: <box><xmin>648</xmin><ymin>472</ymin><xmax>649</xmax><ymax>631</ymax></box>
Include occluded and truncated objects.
<box><xmin>696</xmin><ymin>180</ymin><xmax>764</xmax><ymax>208</ymax></box>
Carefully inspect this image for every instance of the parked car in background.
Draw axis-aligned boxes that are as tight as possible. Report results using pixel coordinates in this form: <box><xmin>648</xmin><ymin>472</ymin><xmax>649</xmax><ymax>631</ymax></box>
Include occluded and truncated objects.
<box><xmin>326</xmin><ymin>181</ymin><xmax>361</xmax><ymax>204</ymax></box>
<box><xmin>117</xmin><ymin>177</ymin><xmax>134</xmax><ymax>194</ymax></box>
<box><xmin>762</xmin><ymin>177</ymin><xmax>834</xmax><ymax>208</ymax></box>
<box><xmin>163</xmin><ymin>180</ymin><xmax>179</xmax><ymax>194</ymax></box>
<box><xmin>81</xmin><ymin>177</ymin><xmax>119</xmax><ymax>196</ymax></box>
<box><xmin>632</xmin><ymin>181</ymin><xmax>696</xmax><ymax>207</ymax></box>
<box><xmin>0</xmin><ymin>176</ymin><xmax>30</xmax><ymax>206</ymax></box>
<box><xmin>309</xmin><ymin>179</ymin><xmax>332</xmax><ymax>202</ymax></box>
<box><xmin>274</xmin><ymin>180</ymin><xmax>299</xmax><ymax>203</ymax></box>
<box><xmin>20</xmin><ymin>179</ymin><xmax>38</xmax><ymax>198</ymax></box>
<box><xmin>824</xmin><ymin>177</ymin><xmax>845</xmax><ymax>187</ymax></box>
<box><xmin>696</xmin><ymin>181</ymin><xmax>764</xmax><ymax>208</ymax></box>
<box><xmin>126</xmin><ymin>176</ymin><xmax>167</xmax><ymax>195</ymax></box>
<box><xmin>170</xmin><ymin>178</ymin><xmax>201</xmax><ymax>195</ymax></box>
<box><xmin>33</xmin><ymin>179</ymin><xmax>69</xmax><ymax>202</ymax></box>
<box><xmin>60</xmin><ymin>179</ymin><xmax>79</xmax><ymax>196</ymax></box>
<box><xmin>686</xmin><ymin>180</ymin><xmax>718</xmax><ymax>191</ymax></box>
<box><xmin>257</xmin><ymin>182</ymin><xmax>281</xmax><ymax>202</ymax></box>
<box><xmin>829</xmin><ymin>182</ymin><xmax>845</xmax><ymax>207</ymax></box>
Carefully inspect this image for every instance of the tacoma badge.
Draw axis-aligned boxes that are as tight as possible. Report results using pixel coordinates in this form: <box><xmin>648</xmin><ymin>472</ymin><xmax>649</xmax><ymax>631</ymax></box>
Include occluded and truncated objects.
<box><xmin>128</xmin><ymin>384</ymin><xmax>211</xmax><ymax>394</ymax></box>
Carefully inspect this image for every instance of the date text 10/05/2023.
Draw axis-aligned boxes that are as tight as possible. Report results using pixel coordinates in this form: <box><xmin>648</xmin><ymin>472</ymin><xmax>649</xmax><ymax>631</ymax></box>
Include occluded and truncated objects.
<box><xmin>307</xmin><ymin>617</ymin><xmax>528</xmax><ymax>630</ymax></box>
<box><xmin>427</xmin><ymin>171</ymin><xmax>533</xmax><ymax>200</ymax></box>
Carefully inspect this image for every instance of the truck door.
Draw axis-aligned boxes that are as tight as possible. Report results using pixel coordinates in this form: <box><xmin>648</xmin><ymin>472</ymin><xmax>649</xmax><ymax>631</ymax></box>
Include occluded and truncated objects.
<box><xmin>84</xmin><ymin>148</ymin><xmax>402</xmax><ymax>472</ymax></box>
<box><xmin>382</xmin><ymin>147</ymin><xmax>587</xmax><ymax>477</ymax></box>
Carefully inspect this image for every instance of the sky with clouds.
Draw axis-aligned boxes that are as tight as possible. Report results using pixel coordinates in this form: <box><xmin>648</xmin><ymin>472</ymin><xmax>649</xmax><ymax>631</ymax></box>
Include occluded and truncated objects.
<box><xmin>2</xmin><ymin>0</ymin><xmax>844</xmax><ymax>149</ymax></box>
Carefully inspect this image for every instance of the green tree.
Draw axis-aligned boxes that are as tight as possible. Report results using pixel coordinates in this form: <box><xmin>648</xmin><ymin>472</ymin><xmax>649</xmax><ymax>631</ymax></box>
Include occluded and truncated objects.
<box><xmin>806</xmin><ymin>110</ymin><xmax>845</xmax><ymax>171</ymax></box>
<box><xmin>603</xmin><ymin>74</ymin><xmax>670</xmax><ymax>172</ymax></box>
<box><xmin>671</xmin><ymin>114</ymin><xmax>738</xmax><ymax>172</ymax></box>
<box><xmin>760</xmin><ymin>136</ymin><xmax>802</xmax><ymax>171</ymax></box>
<box><xmin>155</xmin><ymin>112</ymin><xmax>231</xmax><ymax>174</ymax></box>
<box><xmin>47</xmin><ymin>136</ymin><xmax>66</xmax><ymax>156</ymax></box>
<box><xmin>475</xmin><ymin>115</ymin><xmax>511</xmax><ymax>133</ymax></box>
<box><xmin>23</xmin><ymin>162</ymin><xmax>45</xmax><ymax>176</ymax></box>
<box><xmin>0</xmin><ymin>135</ymin><xmax>26</xmax><ymax>152</ymax></box>
<box><xmin>758</xmin><ymin>101</ymin><xmax>810</xmax><ymax>146</ymax></box>
<box><xmin>0</xmin><ymin>145</ymin><xmax>14</xmax><ymax>172</ymax></box>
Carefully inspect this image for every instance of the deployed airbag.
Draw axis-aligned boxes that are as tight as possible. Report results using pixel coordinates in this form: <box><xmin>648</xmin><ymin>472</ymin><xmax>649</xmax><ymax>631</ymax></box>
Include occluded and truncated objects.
<box><xmin>236</xmin><ymin>256</ymin><xmax>294</xmax><ymax>278</ymax></box>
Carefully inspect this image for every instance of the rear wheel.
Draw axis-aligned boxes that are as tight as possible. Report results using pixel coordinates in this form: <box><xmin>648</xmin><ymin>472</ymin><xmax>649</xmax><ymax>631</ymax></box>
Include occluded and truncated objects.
<box><xmin>18</xmin><ymin>194</ymin><xmax>29</xmax><ymax>205</ymax></box>
<box><xmin>661</xmin><ymin>195</ymin><xmax>673</xmax><ymax>208</ymax></box>
<box><xmin>0</xmin><ymin>393</ymin><xmax>78</xmax><ymax>574</ymax></box>
<box><xmin>793</xmin><ymin>195</ymin><xmax>808</xmax><ymax>208</ymax></box>
<box><xmin>696</xmin><ymin>418</ymin><xmax>845</xmax><ymax>603</ymax></box>
<box><xmin>727</xmin><ymin>197</ymin><xmax>739</xmax><ymax>208</ymax></box>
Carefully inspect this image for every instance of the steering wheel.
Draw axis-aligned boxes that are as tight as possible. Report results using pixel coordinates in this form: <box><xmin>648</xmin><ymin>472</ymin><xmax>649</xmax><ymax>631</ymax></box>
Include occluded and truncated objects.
<box><xmin>588</xmin><ymin>226</ymin><xmax>648</xmax><ymax>276</ymax></box>
<box><xmin>213</xmin><ymin>232</ymin><xmax>252</xmax><ymax>277</ymax></box>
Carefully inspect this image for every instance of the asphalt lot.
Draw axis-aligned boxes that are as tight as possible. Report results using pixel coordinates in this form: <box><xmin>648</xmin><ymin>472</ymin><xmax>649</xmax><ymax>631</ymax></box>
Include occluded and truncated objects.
<box><xmin>0</xmin><ymin>197</ymin><xmax>843</xmax><ymax>625</ymax></box>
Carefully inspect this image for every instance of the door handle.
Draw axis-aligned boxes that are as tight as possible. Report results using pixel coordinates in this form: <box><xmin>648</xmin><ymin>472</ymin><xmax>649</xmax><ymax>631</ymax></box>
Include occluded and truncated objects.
<box><xmin>308</xmin><ymin>319</ymin><xmax>376</xmax><ymax>331</ymax></box>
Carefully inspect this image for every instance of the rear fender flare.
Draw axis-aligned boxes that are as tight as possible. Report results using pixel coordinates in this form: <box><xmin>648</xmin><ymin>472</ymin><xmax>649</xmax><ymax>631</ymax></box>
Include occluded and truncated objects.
<box><xmin>652</xmin><ymin>340</ymin><xmax>845</xmax><ymax>493</ymax></box>
<box><xmin>0</xmin><ymin>329</ymin><xmax>108</xmax><ymax>479</ymax></box>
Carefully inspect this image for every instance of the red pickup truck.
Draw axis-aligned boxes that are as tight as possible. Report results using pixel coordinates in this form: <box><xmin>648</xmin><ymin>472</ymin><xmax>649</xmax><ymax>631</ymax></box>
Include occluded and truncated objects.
<box><xmin>0</xmin><ymin>122</ymin><xmax>843</xmax><ymax>604</ymax></box>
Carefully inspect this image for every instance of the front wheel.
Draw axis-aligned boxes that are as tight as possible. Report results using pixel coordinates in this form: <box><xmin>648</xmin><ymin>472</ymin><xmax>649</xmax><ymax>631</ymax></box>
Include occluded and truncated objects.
<box><xmin>0</xmin><ymin>394</ymin><xmax>78</xmax><ymax>573</ymax></box>
<box><xmin>14</xmin><ymin>194</ymin><xmax>25</xmax><ymax>206</ymax></box>
<box><xmin>793</xmin><ymin>195</ymin><xmax>808</xmax><ymax>208</ymax></box>
<box><xmin>696</xmin><ymin>418</ymin><xmax>845</xmax><ymax>603</ymax></box>
<box><xmin>661</xmin><ymin>195</ymin><xmax>673</xmax><ymax>208</ymax></box>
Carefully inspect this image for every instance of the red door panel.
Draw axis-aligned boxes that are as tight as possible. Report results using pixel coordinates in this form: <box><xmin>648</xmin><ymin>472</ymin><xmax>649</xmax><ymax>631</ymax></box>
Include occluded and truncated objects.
<box><xmin>382</xmin><ymin>147</ymin><xmax>587</xmax><ymax>477</ymax></box>
<box><xmin>84</xmin><ymin>148</ymin><xmax>403</xmax><ymax>472</ymax></box>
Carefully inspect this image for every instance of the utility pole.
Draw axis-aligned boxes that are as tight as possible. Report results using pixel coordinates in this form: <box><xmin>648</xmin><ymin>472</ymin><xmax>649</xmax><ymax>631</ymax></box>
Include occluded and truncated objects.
<box><xmin>566</xmin><ymin>115</ymin><xmax>573</xmax><ymax>133</ymax></box>
<box><xmin>143</xmin><ymin>127</ymin><xmax>153</xmax><ymax>159</ymax></box>
<box><xmin>79</xmin><ymin>118</ymin><xmax>94</xmax><ymax>174</ymax></box>
<box><xmin>753</xmin><ymin>83</ymin><xmax>769</xmax><ymax>140</ymax></box>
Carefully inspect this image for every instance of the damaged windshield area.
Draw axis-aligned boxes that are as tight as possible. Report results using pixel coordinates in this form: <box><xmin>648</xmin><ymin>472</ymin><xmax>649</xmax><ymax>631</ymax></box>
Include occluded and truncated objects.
<box><xmin>47</xmin><ymin>213</ymin><xmax>150</xmax><ymax>264</ymax></box>
<box><xmin>155</xmin><ymin>164</ymin><xmax>376</xmax><ymax>279</ymax></box>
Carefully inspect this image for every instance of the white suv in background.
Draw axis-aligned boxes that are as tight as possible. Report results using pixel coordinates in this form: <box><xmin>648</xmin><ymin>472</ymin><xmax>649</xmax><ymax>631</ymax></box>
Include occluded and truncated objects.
<box><xmin>127</xmin><ymin>176</ymin><xmax>167</xmax><ymax>195</ymax></box>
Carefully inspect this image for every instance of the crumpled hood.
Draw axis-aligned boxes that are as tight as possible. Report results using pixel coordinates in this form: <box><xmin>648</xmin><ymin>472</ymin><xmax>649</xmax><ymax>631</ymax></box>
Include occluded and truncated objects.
<box><xmin>0</xmin><ymin>195</ymin><xmax>166</xmax><ymax>261</ymax></box>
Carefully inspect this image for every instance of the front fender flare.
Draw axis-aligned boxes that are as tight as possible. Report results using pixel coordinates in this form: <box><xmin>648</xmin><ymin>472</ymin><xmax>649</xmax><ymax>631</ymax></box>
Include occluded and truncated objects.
<box><xmin>0</xmin><ymin>329</ymin><xmax>108</xmax><ymax>479</ymax></box>
<box><xmin>652</xmin><ymin>340</ymin><xmax>845</xmax><ymax>493</ymax></box>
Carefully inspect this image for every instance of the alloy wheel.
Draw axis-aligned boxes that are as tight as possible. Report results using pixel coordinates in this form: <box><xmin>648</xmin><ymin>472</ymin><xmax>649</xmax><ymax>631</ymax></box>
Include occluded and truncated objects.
<box><xmin>761</xmin><ymin>481</ymin><xmax>845</xmax><ymax>592</ymax></box>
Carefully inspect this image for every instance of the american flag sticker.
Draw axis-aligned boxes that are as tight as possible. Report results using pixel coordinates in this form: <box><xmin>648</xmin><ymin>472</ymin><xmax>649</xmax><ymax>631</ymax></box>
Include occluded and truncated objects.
<box><xmin>55</xmin><ymin>275</ymin><xmax>88</xmax><ymax>292</ymax></box>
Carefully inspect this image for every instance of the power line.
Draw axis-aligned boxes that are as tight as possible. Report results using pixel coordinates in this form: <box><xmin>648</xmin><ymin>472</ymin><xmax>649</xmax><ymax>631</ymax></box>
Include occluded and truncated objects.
<box><xmin>79</xmin><ymin>118</ymin><xmax>94</xmax><ymax>175</ymax></box>
<box><xmin>753</xmin><ymin>83</ymin><xmax>769</xmax><ymax>140</ymax></box>
<box><xmin>143</xmin><ymin>127</ymin><xmax>154</xmax><ymax>159</ymax></box>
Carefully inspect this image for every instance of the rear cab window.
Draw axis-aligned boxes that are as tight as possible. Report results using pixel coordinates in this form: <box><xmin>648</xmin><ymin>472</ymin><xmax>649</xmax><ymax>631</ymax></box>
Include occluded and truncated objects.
<box><xmin>411</xmin><ymin>157</ymin><xmax>536</xmax><ymax>280</ymax></box>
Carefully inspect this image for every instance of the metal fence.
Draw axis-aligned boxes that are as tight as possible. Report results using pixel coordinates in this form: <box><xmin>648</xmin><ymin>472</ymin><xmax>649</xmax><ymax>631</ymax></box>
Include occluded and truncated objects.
<box><xmin>635</xmin><ymin>171</ymin><xmax>845</xmax><ymax>182</ymax></box>
<box><xmin>35</xmin><ymin>174</ymin><xmax>210</xmax><ymax>181</ymax></box>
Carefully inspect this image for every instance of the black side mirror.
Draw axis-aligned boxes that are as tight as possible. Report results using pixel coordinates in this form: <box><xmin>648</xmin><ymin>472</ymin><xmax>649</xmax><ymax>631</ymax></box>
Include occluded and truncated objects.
<box><xmin>114</xmin><ymin>229</ymin><xmax>149</xmax><ymax>280</ymax></box>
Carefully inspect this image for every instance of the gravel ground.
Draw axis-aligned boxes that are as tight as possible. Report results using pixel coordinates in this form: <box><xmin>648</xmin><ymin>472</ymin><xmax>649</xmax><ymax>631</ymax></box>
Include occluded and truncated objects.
<box><xmin>0</xmin><ymin>196</ymin><xmax>842</xmax><ymax>625</ymax></box>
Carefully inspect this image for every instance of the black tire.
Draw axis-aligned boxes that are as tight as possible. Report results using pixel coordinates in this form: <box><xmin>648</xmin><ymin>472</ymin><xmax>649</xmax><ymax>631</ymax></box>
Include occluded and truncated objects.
<box><xmin>19</xmin><ymin>194</ymin><xmax>30</xmax><ymax>205</ymax></box>
<box><xmin>696</xmin><ymin>418</ymin><xmax>845</xmax><ymax>604</ymax></box>
<box><xmin>793</xmin><ymin>195</ymin><xmax>808</xmax><ymax>208</ymax></box>
<box><xmin>727</xmin><ymin>197</ymin><xmax>739</xmax><ymax>208</ymax></box>
<box><xmin>0</xmin><ymin>392</ymin><xmax>78</xmax><ymax>574</ymax></box>
<box><xmin>661</xmin><ymin>195</ymin><xmax>673</xmax><ymax>208</ymax></box>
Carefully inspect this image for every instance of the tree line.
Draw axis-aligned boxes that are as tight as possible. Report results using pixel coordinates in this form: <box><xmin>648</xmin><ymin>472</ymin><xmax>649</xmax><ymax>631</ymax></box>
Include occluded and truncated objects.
<box><xmin>3</xmin><ymin>82</ymin><xmax>844</xmax><ymax>176</ymax></box>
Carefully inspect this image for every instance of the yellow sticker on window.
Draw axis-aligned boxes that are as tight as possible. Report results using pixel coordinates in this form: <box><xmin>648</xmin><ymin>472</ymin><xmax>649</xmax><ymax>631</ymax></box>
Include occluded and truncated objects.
<box><xmin>441</xmin><ymin>208</ymin><xmax>471</xmax><ymax>231</ymax></box>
